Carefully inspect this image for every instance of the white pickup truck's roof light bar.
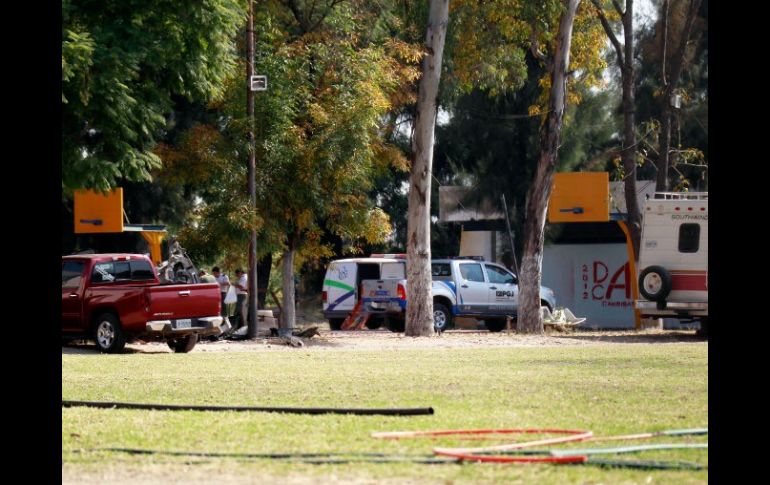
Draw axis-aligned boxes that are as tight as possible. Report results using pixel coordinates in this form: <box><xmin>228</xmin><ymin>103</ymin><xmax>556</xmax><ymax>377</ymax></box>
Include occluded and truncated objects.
<box><xmin>370</xmin><ymin>254</ymin><xmax>407</xmax><ymax>259</ymax></box>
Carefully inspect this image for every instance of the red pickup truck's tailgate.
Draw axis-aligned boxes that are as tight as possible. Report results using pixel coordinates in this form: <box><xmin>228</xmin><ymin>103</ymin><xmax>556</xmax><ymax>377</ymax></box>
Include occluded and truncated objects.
<box><xmin>147</xmin><ymin>283</ymin><xmax>221</xmax><ymax>320</ymax></box>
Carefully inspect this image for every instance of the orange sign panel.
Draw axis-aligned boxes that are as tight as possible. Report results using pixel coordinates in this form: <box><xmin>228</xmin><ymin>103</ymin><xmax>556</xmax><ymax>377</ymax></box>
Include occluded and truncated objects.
<box><xmin>74</xmin><ymin>188</ymin><xmax>124</xmax><ymax>233</ymax></box>
<box><xmin>548</xmin><ymin>172</ymin><xmax>609</xmax><ymax>223</ymax></box>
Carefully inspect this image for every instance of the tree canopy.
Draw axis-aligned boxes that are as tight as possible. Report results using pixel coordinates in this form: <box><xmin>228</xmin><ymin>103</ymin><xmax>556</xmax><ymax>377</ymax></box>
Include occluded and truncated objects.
<box><xmin>62</xmin><ymin>0</ymin><xmax>244</xmax><ymax>193</ymax></box>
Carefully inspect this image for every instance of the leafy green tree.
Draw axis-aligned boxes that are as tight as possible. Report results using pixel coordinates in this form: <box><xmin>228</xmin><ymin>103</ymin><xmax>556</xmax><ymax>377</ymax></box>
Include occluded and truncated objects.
<box><xmin>158</xmin><ymin>2</ymin><xmax>420</xmax><ymax>328</ymax></box>
<box><xmin>385</xmin><ymin>0</ymin><xmax>605</xmax><ymax>335</ymax></box>
<box><xmin>516</xmin><ymin>0</ymin><xmax>584</xmax><ymax>334</ymax></box>
<box><xmin>589</xmin><ymin>0</ymin><xmax>644</xmax><ymax>255</ymax></box>
<box><xmin>62</xmin><ymin>0</ymin><xmax>244</xmax><ymax>192</ymax></box>
<box><xmin>635</xmin><ymin>0</ymin><xmax>707</xmax><ymax>191</ymax></box>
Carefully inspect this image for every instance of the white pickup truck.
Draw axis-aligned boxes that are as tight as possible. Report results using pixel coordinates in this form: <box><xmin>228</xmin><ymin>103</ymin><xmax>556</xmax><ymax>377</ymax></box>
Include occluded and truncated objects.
<box><xmin>361</xmin><ymin>258</ymin><xmax>557</xmax><ymax>332</ymax></box>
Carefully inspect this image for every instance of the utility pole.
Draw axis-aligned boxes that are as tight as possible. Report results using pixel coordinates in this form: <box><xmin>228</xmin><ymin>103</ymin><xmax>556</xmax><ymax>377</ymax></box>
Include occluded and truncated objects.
<box><xmin>246</xmin><ymin>0</ymin><xmax>259</xmax><ymax>339</ymax></box>
<box><xmin>500</xmin><ymin>194</ymin><xmax>520</xmax><ymax>278</ymax></box>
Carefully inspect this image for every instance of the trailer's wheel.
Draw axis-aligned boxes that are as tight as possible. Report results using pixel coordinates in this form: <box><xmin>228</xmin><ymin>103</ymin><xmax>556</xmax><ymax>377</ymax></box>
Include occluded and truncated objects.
<box><xmin>328</xmin><ymin>318</ymin><xmax>344</xmax><ymax>331</ymax></box>
<box><xmin>387</xmin><ymin>316</ymin><xmax>405</xmax><ymax>333</ymax></box>
<box><xmin>432</xmin><ymin>303</ymin><xmax>453</xmax><ymax>332</ymax></box>
<box><xmin>93</xmin><ymin>313</ymin><xmax>126</xmax><ymax>353</ymax></box>
<box><xmin>168</xmin><ymin>334</ymin><xmax>198</xmax><ymax>353</ymax></box>
<box><xmin>485</xmin><ymin>318</ymin><xmax>507</xmax><ymax>333</ymax></box>
<box><xmin>638</xmin><ymin>266</ymin><xmax>672</xmax><ymax>302</ymax></box>
<box><xmin>696</xmin><ymin>317</ymin><xmax>708</xmax><ymax>338</ymax></box>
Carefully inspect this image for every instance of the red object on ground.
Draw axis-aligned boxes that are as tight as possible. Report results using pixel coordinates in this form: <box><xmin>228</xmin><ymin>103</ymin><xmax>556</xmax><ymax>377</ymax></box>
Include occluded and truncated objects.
<box><xmin>372</xmin><ymin>427</ymin><xmax>593</xmax><ymax>462</ymax></box>
<box><xmin>340</xmin><ymin>288</ymin><xmax>370</xmax><ymax>330</ymax></box>
<box><xmin>432</xmin><ymin>450</ymin><xmax>588</xmax><ymax>464</ymax></box>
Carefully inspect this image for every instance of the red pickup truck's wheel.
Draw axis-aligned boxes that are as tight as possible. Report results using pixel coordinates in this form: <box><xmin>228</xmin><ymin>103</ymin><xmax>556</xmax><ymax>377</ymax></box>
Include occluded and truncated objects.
<box><xmin>168</xmin><ymin>334</ymin><xmax>198</xmax><ymax>353</ymax></box>
<box><xmin>93</xmin><ymin>313</ymin><xmax>126</xmax><ymax>353</ymax></box>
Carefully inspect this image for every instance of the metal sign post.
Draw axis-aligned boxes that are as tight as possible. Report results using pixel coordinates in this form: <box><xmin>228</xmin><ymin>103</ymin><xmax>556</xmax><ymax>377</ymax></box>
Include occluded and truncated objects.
<box><xmin>246</xmin><ymin>4</ymin><xmax>259</xmax><ymax>339</ymax></box>
<box><xmin>500</xmin><ymin>194</ymin><xmax>520</xmax><ymax>277</ymax></box>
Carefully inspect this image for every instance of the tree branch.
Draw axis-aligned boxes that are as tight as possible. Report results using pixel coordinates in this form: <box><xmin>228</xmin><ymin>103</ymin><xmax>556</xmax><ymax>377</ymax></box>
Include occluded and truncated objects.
<box><xmin>529</xmin><ymin>25</ymin><xmax>550</xmax><ymax>70</ymax></box>
<box><xmin>660</xmin><ymin>0</ymin><xmax>669</xmax><ymax>87</ymax></box>
<box><xmin>308</xmin><ymin>0</ymin><xmax>346</xmax><ymax>33</ymax></box>
<box><xmin>666</xmin><ymin>0</ymin><xmax>702</xmax><ymax>96</ymax></box>
<box><xmin>590</xmin><ymin>0</ymin><xmax>624</xmax><ymax>66</ymax></box>
<box><xmin>611</xmin><ymin>0</ymin><xmax>625</xmax><ymax>16</ymax></box>
<box><xmin>283</xmin><ymin>0</ymin><xmax>309</xmax><ymax>32</ymax></box>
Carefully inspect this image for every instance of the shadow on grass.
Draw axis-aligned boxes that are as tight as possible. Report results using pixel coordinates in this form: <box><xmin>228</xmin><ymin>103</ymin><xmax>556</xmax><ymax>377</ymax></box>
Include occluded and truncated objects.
<box><xmin>61</xmin><ymin>343</ymin><xmax>171</xmax><ymax>355</ymax></box>
<box><xmin>552</xmin><ymin>330</ymin><xmax>706</xmax><ymax>344</ymax></box>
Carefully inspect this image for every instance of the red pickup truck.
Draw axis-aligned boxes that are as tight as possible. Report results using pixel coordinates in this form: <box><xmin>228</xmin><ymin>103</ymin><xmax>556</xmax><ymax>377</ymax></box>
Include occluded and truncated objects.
<box><xmin>62</xmin><ymin>254</ymin><xmax>227</xmax><ymax>353</ymax></box>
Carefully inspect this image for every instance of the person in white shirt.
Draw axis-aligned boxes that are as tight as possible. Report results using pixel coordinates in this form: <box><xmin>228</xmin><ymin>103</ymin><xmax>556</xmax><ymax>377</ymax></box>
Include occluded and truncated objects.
<box><xmin>234</xmin><ymin>269</ymin><xmax>248</xmax><ymax>329</ymax></box>
<box><xmin>212</xmin><ymin>267</ymin><xmax>230</xmax><ymax>318</ymax></box>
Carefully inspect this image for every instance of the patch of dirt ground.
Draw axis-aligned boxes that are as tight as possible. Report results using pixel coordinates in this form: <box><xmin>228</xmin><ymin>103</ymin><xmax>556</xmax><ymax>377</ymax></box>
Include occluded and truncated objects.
<box><xmin>62</xmin><ymin>323</ymin><xmax>706</xmax><ymax>354</ymax></box>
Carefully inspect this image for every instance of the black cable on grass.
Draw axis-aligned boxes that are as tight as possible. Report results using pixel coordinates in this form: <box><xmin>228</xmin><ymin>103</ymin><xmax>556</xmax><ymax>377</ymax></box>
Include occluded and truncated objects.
<box><xmin>585</xmin><ymin>458</ymin><xmax>706</xmax><ymax>471</ymax></box>
<box><xmin>73</xmin><ymin>448</ymin><xmax>706</xmax><ymax>470</ymax></box>
<box><xmin>62</xmin><ymin>400</ymin><xmax>434</xmax><ymax>416</ymax></box>
<box><xmin>80</xmin><ymin>448</ymin><xmax>456</xmax><ymax>465</ymax></box>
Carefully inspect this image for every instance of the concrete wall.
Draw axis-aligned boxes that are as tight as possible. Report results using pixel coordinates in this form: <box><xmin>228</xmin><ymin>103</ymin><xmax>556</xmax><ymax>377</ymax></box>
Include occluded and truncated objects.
<box><xmin>542</xmin><ymin>243</ymin><xmax>687</xmax><ymax>329</ymax></box>
<box><xmin>542</xmin><ymin>243</ymin><xmax>636</xmax><ymax>329</ymax></box>
<box><xmin>455</xmin><ymin>229</ymin><xmax>693</xmax><ymax>329</ymax></box>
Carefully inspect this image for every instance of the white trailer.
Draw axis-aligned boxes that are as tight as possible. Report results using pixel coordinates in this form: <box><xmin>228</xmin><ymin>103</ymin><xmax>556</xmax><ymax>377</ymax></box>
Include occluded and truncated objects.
<box><xmin>635</xmin><ymin>192</ymin><xmax>708</xmax><ymax>333</ymax></box>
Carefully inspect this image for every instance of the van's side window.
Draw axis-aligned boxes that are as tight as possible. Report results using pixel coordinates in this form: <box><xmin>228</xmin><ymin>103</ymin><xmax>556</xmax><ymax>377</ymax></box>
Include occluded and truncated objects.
<box><xmin>678</xmin><ymin>223</ymin><xmax>700</xmax><ymax>253</ymax></box>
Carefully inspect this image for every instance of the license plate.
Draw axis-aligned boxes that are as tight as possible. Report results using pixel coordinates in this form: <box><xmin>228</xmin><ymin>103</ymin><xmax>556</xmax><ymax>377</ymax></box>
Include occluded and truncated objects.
<box><xmin>175</xmin><ymin>319</ymin><xmax>192</xmax><ymax>329</ymax></box>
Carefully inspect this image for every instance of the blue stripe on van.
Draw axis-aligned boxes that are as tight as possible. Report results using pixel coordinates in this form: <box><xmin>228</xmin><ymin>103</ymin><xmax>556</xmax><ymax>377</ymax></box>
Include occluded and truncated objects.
<box><xmin>327</xmin><ymin>291</ymin><xmax>354</xmax><ymax>311</ymax></box>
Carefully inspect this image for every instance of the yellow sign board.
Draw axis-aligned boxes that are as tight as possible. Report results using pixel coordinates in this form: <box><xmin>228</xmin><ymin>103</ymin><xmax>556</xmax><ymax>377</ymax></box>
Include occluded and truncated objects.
<box><xmin>548</xmin><ymin>172</ymin><xmax>609</xmax><ymax>223</ymax></box>
<box><xmin>73</xmin><ymin>188</ymin><xmax>124</xmax><ymax>233</ymax></box>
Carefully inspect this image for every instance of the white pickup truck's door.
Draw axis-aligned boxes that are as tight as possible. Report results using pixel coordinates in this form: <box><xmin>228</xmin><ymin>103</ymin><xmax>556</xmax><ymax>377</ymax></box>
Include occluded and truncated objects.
<box><xmin>484</xmin><ymin>263</ymin><xmax>518</xmax><ymax>315</ymax></box>
<box><xmin>456</xmin><ymin>262</ymin><xmax>489</xmax><ymax>314</ymax></box>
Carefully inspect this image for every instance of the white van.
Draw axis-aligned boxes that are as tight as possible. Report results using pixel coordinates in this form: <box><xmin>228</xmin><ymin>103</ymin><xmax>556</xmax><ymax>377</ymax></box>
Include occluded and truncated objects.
<box><xmin>322</xmin><ymin>254</ymin><xmax>406</xmax><ymax>330</ymax></box>
<box><xmin>635</xmin><ymin>192</ymin><xmax>707</xmax><ymax>333</ymax></box>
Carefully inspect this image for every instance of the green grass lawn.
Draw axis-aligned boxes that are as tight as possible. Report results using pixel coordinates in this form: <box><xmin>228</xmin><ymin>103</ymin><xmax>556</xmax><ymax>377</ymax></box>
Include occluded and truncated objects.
<box><xmin>62</xmin><ymin>342</ymin><xmax>707</xmax><ymax>483</ymax></box>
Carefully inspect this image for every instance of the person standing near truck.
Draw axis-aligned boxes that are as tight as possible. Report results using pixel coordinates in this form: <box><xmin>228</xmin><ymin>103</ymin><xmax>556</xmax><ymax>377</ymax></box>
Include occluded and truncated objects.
<box><xmin>199</xmin><ymin>269</ymin><xmax>217</xmax><ymax>283</ymax></box>
<box><xmin>212</xmin><ymin>267</ymin><xmax>230</xmax><ymax>318</ymax></box>
<box><xmin>234</xmin><ymin>269</ymin><xmax>249</xmax><ymax>330</ymax></box>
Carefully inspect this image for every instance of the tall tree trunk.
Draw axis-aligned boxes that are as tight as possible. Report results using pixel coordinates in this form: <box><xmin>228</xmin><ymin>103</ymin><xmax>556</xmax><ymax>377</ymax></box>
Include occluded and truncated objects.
<box><xmin>257</xmin><ymin>253</ymin><xmax>272</xmax><ymax>309</ymax></box>
<box><xmin>592</xmin><ymin>0</ymin><xmax>642</xmax><ymax>256</ymax></box>
<box><xmin>405</xmin><ymin>0</ymin><xmax>449</xmax><ymax>337</ymax></box>
<box><xmin>281</xmin><ymin>232</ymin><xmax>297</xmax><ymax>329</ymax></box>
<box><xmin>656</xmin><ymin>0</ymin><xmax>702</xmax><ymax>192</ymax></box>
<box><xmin>518</xmin><ymin>0</ymin><xmax>580</xmax><ymax>335</ymax></box>
<box><xmin>620</xmin><ymin>0</ymin><xmax>642</xmax><ymax>256</ymax></box>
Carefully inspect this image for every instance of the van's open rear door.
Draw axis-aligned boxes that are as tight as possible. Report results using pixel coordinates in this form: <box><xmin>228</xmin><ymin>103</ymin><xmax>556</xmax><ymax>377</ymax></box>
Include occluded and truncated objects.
<box><xmin>324</xmin><ymin>262</ymin><xmax>358</xmax><ymax>312</ymax></box>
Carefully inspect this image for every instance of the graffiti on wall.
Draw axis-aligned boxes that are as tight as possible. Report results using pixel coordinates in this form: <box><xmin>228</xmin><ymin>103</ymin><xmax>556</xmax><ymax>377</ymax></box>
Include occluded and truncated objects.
<box><xmin>580</xmin><ymin>261</ymin><xmax>633</xmax><ymax>308</ymax></box>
